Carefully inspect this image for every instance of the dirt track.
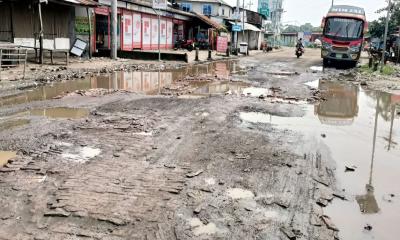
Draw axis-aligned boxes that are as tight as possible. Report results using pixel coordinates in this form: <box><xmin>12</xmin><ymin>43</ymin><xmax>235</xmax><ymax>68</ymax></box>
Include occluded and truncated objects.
<box><xmin>0</xmin><ymin>48</ymin><xmax>398</xmax><ymax>240</ymax></box>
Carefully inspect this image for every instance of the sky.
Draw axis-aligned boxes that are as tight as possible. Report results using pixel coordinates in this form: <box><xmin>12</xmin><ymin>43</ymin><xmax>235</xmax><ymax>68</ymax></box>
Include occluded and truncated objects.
<box><xmin>225</xmin><ymin>0</ymin><xmax>389</xmax><ymax>26</ymax></box>
<box><xmin>281</xmin><ymin>0</ymin><xmax>388</xmax><ymax>26</ymax></box>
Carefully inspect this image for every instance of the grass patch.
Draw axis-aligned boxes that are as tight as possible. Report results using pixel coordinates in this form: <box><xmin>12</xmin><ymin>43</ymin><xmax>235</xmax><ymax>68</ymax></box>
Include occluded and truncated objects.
<box><xmin>359</xmin><ymin>64</ymin><xmax>397</xmax><ymax>75</ymax></box>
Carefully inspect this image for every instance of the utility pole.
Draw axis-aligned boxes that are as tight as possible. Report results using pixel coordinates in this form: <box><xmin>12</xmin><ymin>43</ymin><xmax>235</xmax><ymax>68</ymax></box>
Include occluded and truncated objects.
<box><xmin>242</xmin><ymin>0</ymin><xmax>245</xmax><ymax>42</ymax></box>
<box><xmin>381</xmin><ymin>0</ymin><xmax>391</xmax><ymax>72</ymax></box>
<box><xmin>233</xmin><ymin>0</ymin><xmax>240</xmax><ymax>54</ymax></box>
<box><xmin>331</xmin><ymin>0</ymin><xmax>334</xmax><ymax>6</ymax></box>
<box><xmin>111</xmin><ymin>0</ymin><xmax>117</xmax><ymax>59</ymax></box>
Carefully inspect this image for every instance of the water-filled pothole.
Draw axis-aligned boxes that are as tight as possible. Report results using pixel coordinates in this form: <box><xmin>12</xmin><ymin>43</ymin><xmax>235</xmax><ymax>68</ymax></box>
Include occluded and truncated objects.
<box><xmin>0</xmin><ymin>151</ymin><xmax>16</xmax><ymax>167</ymax></box>
<box><xmin>240</xmin><ymin>80</ymin><xmax>400</xmax><ymax>240</ymax></box>
<box><xmin>29</xmin><ymin>107</ymin><xmax>89</xmax><ymax>119</ymax></box>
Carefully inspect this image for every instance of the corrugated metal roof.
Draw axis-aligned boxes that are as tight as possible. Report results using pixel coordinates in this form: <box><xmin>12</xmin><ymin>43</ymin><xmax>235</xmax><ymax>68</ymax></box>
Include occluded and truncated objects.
<box><xmin>176</xmin><ymin>0</ymin><xmax>232</xmax><ymax>7</ymax></box>
<box><xmin>228</xmin><ymin>21</ymin><xmax>261</xmax><ymax>32</ymax></box>
<box><xmin>194</xmin><ymin>12</ymin><xmax>227</xmax><ymax>31</ymax></box>
<box><xmin>51</xmin><ymin>0</ymin><xmax>99</xmax><ymax>7</ymax></box>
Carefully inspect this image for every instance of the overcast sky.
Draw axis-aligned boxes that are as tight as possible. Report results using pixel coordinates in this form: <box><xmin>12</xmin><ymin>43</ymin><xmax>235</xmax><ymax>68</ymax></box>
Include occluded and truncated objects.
<box><xmin>225</xmin><ymin>0</ymin><xmax>389</xmax><ymax>26</ymax></box>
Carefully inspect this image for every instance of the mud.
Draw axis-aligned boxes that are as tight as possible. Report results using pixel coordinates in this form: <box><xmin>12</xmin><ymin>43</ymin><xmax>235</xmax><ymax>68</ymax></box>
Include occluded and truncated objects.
<box><xmin>0</xmin><ymin>48</ymin><xmax>399</xmax><ymax>240</ymax></box>
<box><xmin>0</xmin><ymin>151</ymin><xmax>16</xmax><ymax>166</ymax></box>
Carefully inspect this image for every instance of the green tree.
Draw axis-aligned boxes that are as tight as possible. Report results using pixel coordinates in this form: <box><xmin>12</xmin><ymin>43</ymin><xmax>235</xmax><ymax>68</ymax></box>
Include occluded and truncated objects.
<box><xmin>369</xmin><ymin>0</ymin><xmax>400</xmax><ymax>38</ymax></box>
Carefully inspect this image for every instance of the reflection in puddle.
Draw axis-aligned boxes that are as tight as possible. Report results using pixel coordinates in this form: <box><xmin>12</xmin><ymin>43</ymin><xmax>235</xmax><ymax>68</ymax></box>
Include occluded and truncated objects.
<box><xmin>310</xmin><ymin>66</ymin><xmax>323</xmax><ymax>72</ymax></box>
<box><xmin>242</xmin><ymin>87</ymin><xmax>271</xmax><ymax>97</ymax></box>
<box><xmin>193</xmin><ymin>81</ymin><xmax>249</xmax><ymax>95</ymax></box>
<box><xmin>0</xmin><ymin>118</ymin><xmax>30</xmax><ymax>131</ymax></box>
<box><xmin>29</xmin><ymin>107</ymin><xmax>89</xmax><ymax>119</ymax></box>
<box><xmin>0</xmin><ymin>60</ymin><xmax>239</xmax><ymax>107</ymax></box>
<box><xmin>241</xmin><ymin>80</ymin><xmax>400</xmax><ymax>240</ymax></box>
<box><xmin>0</xmin><ymin>151</ymin><xmax>17</xmax><ymax>166</ymax></box>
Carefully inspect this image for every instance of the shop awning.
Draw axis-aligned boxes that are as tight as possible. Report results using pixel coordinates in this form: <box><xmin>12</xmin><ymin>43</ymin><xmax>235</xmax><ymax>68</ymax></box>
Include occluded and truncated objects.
<box><xmin>194</xmin><ymin>12</ymin><xmax>227</xmax><ymax>31</ymax></box>
<box><xmin>229</xmin><ymin>21</ymin><xmax>261</xmax><ymax>32</ymax></box>
<box><xmin>49</xmin><ymin>0</ymin><xmax>99</xmax><ymax>7</ymax></box>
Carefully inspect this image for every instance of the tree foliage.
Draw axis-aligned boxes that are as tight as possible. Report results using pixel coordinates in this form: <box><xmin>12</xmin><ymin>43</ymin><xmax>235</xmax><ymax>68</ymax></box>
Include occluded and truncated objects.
<box><xmin>282</xmin><ymin>23</ymin><xmax>321</xmax><ymax>33</ymax></box>
<box><xmin>369</xmin><ymin>0</ymin><xmax>400</xmax><ymax>38</ymax></box>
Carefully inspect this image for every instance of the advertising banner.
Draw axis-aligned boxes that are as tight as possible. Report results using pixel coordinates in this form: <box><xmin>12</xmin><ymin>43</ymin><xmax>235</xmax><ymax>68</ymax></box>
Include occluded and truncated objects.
<box><xmin>133</xmin><ymin>13</ymin><xmax>142</xmax><ymax>49</ymax></box>
<box><xmin>142</xmin><ymin>16</ymin><xmax>151</xmax><ymax>50</ymax></box>
<box><xmin>160</xmin><ymin>19</ymin><xmax>167</xmax><ymax>49</ymax></box>
<box><xmin>216</xmin><ymin>36</ymin><xmax>228</xmax><ymax>53</ymax></box>
<box><xmin>166</xmin><ymin>20</ymin><xmax>173</xmax><ymax>48</ymax></box>
<box><xmin>151</xmin><ymin>18</ymin><xmax>159</xmax><ymax>50</ymax></box>
<box><xmin>122</xmin><ymin>13</ymin><xmax>133</xmax><ymax>51</ymax></box>
<box><xmin>152</xmin><ymin>0</ymin><xmax>167</xmax><ymax>10</ymax></box>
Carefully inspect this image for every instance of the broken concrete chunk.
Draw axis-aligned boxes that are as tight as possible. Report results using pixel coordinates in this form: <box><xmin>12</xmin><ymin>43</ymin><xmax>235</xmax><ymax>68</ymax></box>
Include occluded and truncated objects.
<box><xmin>321</xmin><ymin>215</ymin><xmax>339</xmax><ymax>231</ymax></box>
<box><xmin>186</xmin><ymin>169</ymin><xmax>203</xmax><ymax>178</ymax></box>
<box><xmin>364</xmin><ymin>224</ymin><xmax>372</xmax><ymax>231</ymax></box>
<box><xmin>316</xmin><ymin>198</ymin><xmax>329</xmax><ymax>207</ymax></box>
<box><xmin>194</xmin><ymin>205</ymin><xmax>202</xmax><ymax>214</ymax></box>
<box><xmin>333</xmin><ymin>192</ymin><xmax>347</xmax><ymax>200</ymax></box>
<box><xmin>44</xmin><ymin>208</ymin><xmax>70</xmax><ymax>218</ymax></box>
<box><xmin>345</xmin><ymin>165</ymin><xmax>356</xmax><ymax>172</ymax></box>
<box><xmin>280</xmin><ymin>227</ymin><xmax>296</xmax><ymax>240</ymax></box>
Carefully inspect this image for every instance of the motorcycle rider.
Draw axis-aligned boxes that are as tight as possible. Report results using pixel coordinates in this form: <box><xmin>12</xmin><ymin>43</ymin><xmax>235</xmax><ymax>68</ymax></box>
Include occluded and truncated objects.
<box><xmin>296</xmin><ymin>38</ymin><xmax>304</xmax><ymax>51</ymax></box>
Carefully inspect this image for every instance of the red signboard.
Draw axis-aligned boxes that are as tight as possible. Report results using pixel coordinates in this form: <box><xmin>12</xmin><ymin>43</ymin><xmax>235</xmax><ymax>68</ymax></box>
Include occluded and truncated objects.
<box><xmin>216</xmin><ymin>36</ymin><xmax>228</xmax><ymax>53</ymax></box>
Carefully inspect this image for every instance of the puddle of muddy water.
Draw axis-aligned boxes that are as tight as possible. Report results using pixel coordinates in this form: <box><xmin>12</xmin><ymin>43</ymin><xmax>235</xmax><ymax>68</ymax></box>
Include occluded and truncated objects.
<box><xmin>240</xmin><ymin>80</ymin><xmax>400</xmax><ymax>240</ymax></box>
<box><xmin>29</xmin><ymin>107</ymin><xmax>89</xmax><ymax>119</ymax></box>
<box><xmin>0</xmin><ymin>151</ymin><xmax>17</xmax><ymax>166</ymax></box>
<box><xmin>0</xmin><ymin>60</ymin><xmax>241</xmax><ymax>107</ymax></box>
<box><xmin>0</xmin><ymin>118</ymin><xmax>30</xmax><ymax>131</ymax></box>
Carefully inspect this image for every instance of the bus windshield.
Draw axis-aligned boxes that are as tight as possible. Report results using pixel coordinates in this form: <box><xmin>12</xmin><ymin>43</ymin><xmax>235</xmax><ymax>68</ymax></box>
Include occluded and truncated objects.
<box><xmin>324</xmin><ymin>17</ymin><xmax>363</xmax><ymax>41</ymax></box>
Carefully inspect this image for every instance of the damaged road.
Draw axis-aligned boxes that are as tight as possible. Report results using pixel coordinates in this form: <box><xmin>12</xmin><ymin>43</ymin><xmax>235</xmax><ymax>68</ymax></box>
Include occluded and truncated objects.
<box><xmin>0</xmin><ymin>48</ymin><xmax>399</xmax><ymax>240</ymax></box>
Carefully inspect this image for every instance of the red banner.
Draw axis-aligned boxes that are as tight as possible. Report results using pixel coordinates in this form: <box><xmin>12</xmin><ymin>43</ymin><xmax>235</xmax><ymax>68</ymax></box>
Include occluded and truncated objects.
<box><xmin>216</xmin><ymin>36</ymin><xmax>228</xmax><ymax>53</ymax></box>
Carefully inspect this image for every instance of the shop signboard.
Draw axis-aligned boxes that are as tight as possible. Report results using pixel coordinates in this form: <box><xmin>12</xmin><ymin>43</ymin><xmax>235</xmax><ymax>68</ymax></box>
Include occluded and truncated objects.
<box><xmin>216</xmin><ymin>36</ymin><xmax>228</xmax><ymax>53</ymax></box>
<box><xmin>153</xmin><ymin>0</ymin><xmax>167</xmax><ymax>10</ymax></box>
<box><xmin>232</xmin><ymin>24</ymin><xmax>242</xmax><ymax>32</ymax></box>
<box><xmin>257</xmin><ymin>0</ymin><xmax>269</xmax><ymax>18</ymax></box>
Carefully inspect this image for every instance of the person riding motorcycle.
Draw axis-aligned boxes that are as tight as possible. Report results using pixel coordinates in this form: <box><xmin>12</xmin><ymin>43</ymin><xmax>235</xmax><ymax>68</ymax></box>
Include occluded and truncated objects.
<box><xmin>296</xmin><ymin>38</ymin><xmax>304</xmax><ymax>51</ymax></box>
<box><xmin>295</xmin><ymin>38</ymin><xmax>305</xmax><ymax>58</ymax></box>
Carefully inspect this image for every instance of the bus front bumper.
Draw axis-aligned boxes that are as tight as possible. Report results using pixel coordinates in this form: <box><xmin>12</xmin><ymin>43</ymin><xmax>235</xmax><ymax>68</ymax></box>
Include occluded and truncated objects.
<box><xmin>321</xmin><ymin>49</ymin><xmax>360</xmax><ymax>61</ymax></box>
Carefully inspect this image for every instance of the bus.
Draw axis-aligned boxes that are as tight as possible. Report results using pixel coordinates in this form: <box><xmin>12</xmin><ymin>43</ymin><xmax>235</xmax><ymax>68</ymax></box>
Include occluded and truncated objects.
<box><xmin>321</xmin><ymin>5</ymin><xmax>368</xmax><ymax>67</ymax></box>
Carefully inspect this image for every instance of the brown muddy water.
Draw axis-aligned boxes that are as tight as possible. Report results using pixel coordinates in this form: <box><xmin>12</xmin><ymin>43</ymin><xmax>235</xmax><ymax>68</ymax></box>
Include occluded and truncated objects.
<box><xmin>240</xmin><ymin>80</ymin><xmax>400</xmax><ymax>240</ymax></box>
<box><xmin>0</xmin><ymin>60</ymin><xmax>244</xmax><ymax>107</ymax></box>
<box><xmin>0</xmin><ymin>151</ymin><xmax>17</xmax><ymax>166</ymax></box>
<box><xmin>28</xmin><ymin>107</ymin><xmax>89</xmax><ymax>119</ymax></box>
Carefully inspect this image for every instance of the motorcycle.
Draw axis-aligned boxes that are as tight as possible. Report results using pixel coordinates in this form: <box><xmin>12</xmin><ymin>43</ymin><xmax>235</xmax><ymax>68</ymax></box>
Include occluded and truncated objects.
<box><xmin>174</xmin><ymin>39</ymin><xmax>194</xmax><ymax>51</ymax></box>
<box><xmin>295</xmin><ymin>47</ymin><xmax>304</xmax><ymax>58</ymax></box>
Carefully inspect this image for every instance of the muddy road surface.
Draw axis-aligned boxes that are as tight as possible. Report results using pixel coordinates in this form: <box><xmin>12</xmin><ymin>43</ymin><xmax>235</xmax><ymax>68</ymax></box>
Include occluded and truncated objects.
<box><xmin>0</xmin><ymin>48</ymin><xmax>399</xmax><ymax>240</ymax></box>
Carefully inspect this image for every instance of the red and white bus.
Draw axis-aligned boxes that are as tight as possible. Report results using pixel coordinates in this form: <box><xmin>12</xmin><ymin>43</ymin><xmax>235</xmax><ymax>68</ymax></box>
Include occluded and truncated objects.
<box><xmin>321</xmin><ymin>5</ymin><xmax>368</xmax><ymax>67</ymax></box>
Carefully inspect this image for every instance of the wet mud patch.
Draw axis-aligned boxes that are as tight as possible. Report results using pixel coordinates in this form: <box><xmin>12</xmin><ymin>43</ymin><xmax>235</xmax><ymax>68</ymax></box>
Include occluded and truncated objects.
<box><xmin>0</xmin><ymin>151</ymin><xmax>17</xmax><ymax>167</ymax></box>
<box><xmin>242</xmin><ymin>80</ymin><xmax>400</xmax><ymax>240</ymax></box>
<box><xmin>0</xmin><ymin>118</ymin><xmax>30</xmax><ymax>132</ymax></box>
<box><xmin>29</xmin><ymin>107</ymin><xmax>90</xmax><ymax>119</ymax></box>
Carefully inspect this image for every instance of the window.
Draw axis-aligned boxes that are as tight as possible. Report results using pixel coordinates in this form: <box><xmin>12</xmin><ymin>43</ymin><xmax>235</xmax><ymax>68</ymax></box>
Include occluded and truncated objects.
<box><xmin>203</xmin><ymin>4</ymin><xmax>212</xmax><ymax>16</ymax></box>
<box><xmin>222</xmin><ymin>8</ymin><xmax>225</xmax><ymax>16</ymax></box>
<box><xmin>181</xmin><ymin>3</ymin><xmax>192</xmax><ymax>12</ymax></box>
